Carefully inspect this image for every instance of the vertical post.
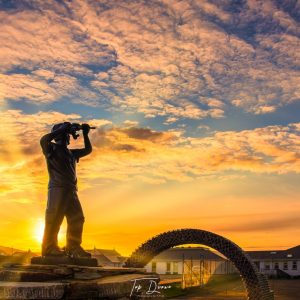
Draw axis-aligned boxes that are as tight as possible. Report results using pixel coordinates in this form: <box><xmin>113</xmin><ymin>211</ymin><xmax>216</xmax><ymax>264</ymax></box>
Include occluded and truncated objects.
<box><xmin>181</xmin><ymin>253</ymin><xmax>185</xmax><ymax>289</ymax></box>
<box><xmin>199</xmin><ymin>254</ymin><xmax>202</xmax><ymax>286</ymax></box>
<box><xmin>199</xmin><ymin>254</ymin><xmax>201</xmax><ymax>286</ymax></box>
<box><xmin>198</xmin><ymin>254</ymin><xmax>202</xmax><ymax>286</ymax></box>
<box><xmin>191</xmin><ymin>256</ymin><xmax>193</xmax><ymax>286</ymax></box>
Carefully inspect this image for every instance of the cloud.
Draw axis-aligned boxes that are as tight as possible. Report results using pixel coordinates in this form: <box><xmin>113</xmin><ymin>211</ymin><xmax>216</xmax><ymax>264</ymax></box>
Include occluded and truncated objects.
<box><xmin>113</xmin><ymin>143</ymin><xmax>143</xmax><ymax>152</ymax></box>
<box><xmin>121</xmin><ymin>127</ymin><xmax>175</xmax><ymax>143</ymax></box>
<box><xmin>87</xmin><ymin>119</ymin><xmax>112</xmax><ymax>128</ymax></box>
<box><xmin>0</xmin><ymin>72</ymin><xmax>79</xmax><ymax>103</ymax></box>
<box><xmin>123</xmin><ymin>120</ymin><xmax>139</xmax><ymax>128</ymax></box>
<box><xmin>216</xmin><ymin>215</ymin><xmax>300</xmax><ymax>233</ymax></box>
<box><xmin>0</xmin><ymin>7</ymin><xmax>116</xmax><ymax>73</ymax></box>
<box><xmin>1</xmin><ymin>0</ymin><xmax>299</xmax><ymax>120</ymax></box>
<box><xmin>0</xmin><ymin>4</ymin><xmax>116</xmax><ymax>105</ymax></box>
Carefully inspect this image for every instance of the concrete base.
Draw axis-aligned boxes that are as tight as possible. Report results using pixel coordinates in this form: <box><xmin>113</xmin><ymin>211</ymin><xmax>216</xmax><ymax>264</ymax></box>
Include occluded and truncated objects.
<box><xmin>31</xmin><ymin>256</ymin><xmax>98</xmax><ymax>267</ymax></box>
<box><xmin>0</xmin><ymin>264</ymin><xmax>160</xmax><ymax>299</ymax></box>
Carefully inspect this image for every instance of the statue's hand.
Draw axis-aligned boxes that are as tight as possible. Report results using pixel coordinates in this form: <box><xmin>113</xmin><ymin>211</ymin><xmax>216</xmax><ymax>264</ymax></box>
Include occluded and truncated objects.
<box><xmin>81</xmin><ymin>123</ymin><xmax>90</xmax><ymax>134</ymax></box>
<box><xmin>70</xmin><ymin>123</ymin><xmax>81</xmax><ymax>132</ymax></box>
<box><xmin>63</xmin><ymin>122</ymin><xmax>72</xmax><ymax>132</ymax></box>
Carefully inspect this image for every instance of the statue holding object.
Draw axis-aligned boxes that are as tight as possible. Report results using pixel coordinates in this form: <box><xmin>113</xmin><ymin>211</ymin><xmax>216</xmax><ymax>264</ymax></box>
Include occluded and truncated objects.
<box><xmin>40</xmin><ymin>122</ymin><xmax>95</xmax><ymax>258</ymax></box>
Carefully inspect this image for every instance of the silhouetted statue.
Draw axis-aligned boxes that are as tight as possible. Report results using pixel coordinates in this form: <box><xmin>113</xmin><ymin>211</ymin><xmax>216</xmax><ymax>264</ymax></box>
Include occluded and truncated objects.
<box><xmin>40</xmin><ymin>122</ymin><xmax>93</xmax><ymax>258</ymax></box>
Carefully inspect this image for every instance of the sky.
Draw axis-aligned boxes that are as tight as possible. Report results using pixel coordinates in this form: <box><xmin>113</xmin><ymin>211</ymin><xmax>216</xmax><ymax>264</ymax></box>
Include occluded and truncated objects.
<box><xmin>0</xmin><ymin>0</ymin><xmax>299</xmax><ymax>256</ymax></box>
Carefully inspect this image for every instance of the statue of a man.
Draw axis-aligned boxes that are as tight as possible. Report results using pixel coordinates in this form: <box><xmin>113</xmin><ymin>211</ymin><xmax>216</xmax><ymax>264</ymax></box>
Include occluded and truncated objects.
<box><xmin>40</xmin><ymin>122</ymin><xmax>92</xmax><ymax>258</ymax></box>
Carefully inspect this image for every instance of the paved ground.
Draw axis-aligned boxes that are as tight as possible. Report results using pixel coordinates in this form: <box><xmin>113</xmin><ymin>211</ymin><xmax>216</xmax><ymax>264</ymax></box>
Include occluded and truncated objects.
<box><xmin>270</xmin><ymin>280</ymin><xmax>300</xmax><ymax>300</ymax></box>
<box><xmin>167</xmin><ymin>279</ymin><xmax>300</xmax><ymax>299</ymax></box>
<box><xmin>174</xmin><ymin>294</ymin><xmax>245</xmax><ymax>300</ymax></box>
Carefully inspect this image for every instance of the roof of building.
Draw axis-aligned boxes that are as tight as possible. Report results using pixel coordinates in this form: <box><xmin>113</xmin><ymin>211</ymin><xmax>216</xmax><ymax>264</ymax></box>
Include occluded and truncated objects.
<box><xmin>151</xmin><ymin>247</ymin><xmax>225</xmax><ymax>262</ymax></box>
<box><xmin>247</xmin><ymin>245</ymin><xmax>300</xmax><ymax>260</ymax></box>
<box><xmin>285</xmin><ymin>245</ymin><xmax>300</xmax><ymax>257</ymax></box>
<box><xmin>87</xmin><ymin>248</ymin><xmax>126</xmax><ymax>264</ymax></box>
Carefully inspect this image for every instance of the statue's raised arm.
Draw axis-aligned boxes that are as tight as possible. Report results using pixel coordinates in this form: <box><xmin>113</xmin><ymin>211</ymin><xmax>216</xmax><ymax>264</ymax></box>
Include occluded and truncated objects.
<box><xmin>70</xmin><ymin>123</ymin><xmax>93</xmax><ymax>162</ymax></box>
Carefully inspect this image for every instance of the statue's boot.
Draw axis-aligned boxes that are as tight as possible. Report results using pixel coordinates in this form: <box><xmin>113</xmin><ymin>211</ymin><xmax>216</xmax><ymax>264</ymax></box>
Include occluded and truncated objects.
<box><xmin>65</xmin><ymin>245</ymin><xmax>91</xmax><ymax>258</ymax></box>
<box><xmin>43</xmin><ymin>246</ymin><xmax>65</xmax><ymax>257</ymax></box>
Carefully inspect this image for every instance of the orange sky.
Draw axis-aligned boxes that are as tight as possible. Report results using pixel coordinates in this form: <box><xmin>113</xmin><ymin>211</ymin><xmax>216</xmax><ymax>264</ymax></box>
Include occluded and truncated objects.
<box><xmin>0</xmin><ymin>0</ymin><xmax>300</xmax><ymax>256</ymax></box>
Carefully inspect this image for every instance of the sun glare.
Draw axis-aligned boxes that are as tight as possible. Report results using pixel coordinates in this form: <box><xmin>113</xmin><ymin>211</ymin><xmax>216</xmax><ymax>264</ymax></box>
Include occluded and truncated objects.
<box><xmin>34</xmin><ymin>219</ymin><xmax>45</xmax><ymax>244</ymax></box>
<box><xmin>33</xmin><ymin>218</ymin><xmax>66</xmax><ymax>245</ymax></box>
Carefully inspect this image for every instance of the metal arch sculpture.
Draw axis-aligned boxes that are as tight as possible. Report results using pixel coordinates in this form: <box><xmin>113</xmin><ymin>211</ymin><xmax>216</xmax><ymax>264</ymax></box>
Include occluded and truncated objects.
<box><xmin>124</xmin><ymin>228</ymin><xmax>274</xmax><ymax>300</ymax></box>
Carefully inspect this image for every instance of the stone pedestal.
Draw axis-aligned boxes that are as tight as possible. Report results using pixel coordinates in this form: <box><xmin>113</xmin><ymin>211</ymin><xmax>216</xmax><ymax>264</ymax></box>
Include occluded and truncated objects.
<box><xmin>0</xmin><ymin>282</ymin><xmax>66</xmax><ymax>300</ymax></box>
<box><xmin>0</xmin><ymin>264</ymin><xmax>160</xmax><ymax>299</ymax></box>
<box><xmin>31</xmin><ymin>256</ymin><xmax>98</xmax><ymax>267</ymax></box>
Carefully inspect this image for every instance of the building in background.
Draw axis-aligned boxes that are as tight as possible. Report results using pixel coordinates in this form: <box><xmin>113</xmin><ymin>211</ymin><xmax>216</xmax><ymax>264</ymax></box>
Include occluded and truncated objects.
<box><xmin>144</xmin><ymin>246</ymin><xmax>237</xmax><ymax>288</ymax></box>
<box><xmin>247</xmin><ymin>245</ymin><xmax>300</xmax><ymax>278</ymax></box>
<box><xmin>145</xmin><ymin>247</ymin><xmax>236</xmax><ymax>275</ymax></box>
<box><xmin>144</xmin><ymin>245</ymin><xmax>300</xmax><ymax>279</ymax></box>
<box><xmin>88</xmin><ymin>248</ymin><xmax>127</xmax><ymax>267</ymax></box>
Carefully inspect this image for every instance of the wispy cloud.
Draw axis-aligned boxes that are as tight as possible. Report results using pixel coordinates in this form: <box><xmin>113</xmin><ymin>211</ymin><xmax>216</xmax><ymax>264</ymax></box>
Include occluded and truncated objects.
<box><xmin>216</xmin><ymin>215</ymin><xmax>300</xmax><ymax>233</ymax></box>
<box><xmin>1</xmin><ymin>110</ymin><xmax>300</xmax><ymax>198</ymax></box>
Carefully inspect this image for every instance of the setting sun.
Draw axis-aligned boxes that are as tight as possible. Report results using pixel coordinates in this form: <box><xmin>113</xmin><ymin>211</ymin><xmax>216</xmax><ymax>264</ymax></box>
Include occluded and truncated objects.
<box><xmin>33</xmin><ymin>218</ymin><xmax>66</xmax><ymax>246</ymax></box>
<box><xmin>33</xmin><ymin>219</ymin><xmax>44</xmax><ymax>244</ymax></box>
